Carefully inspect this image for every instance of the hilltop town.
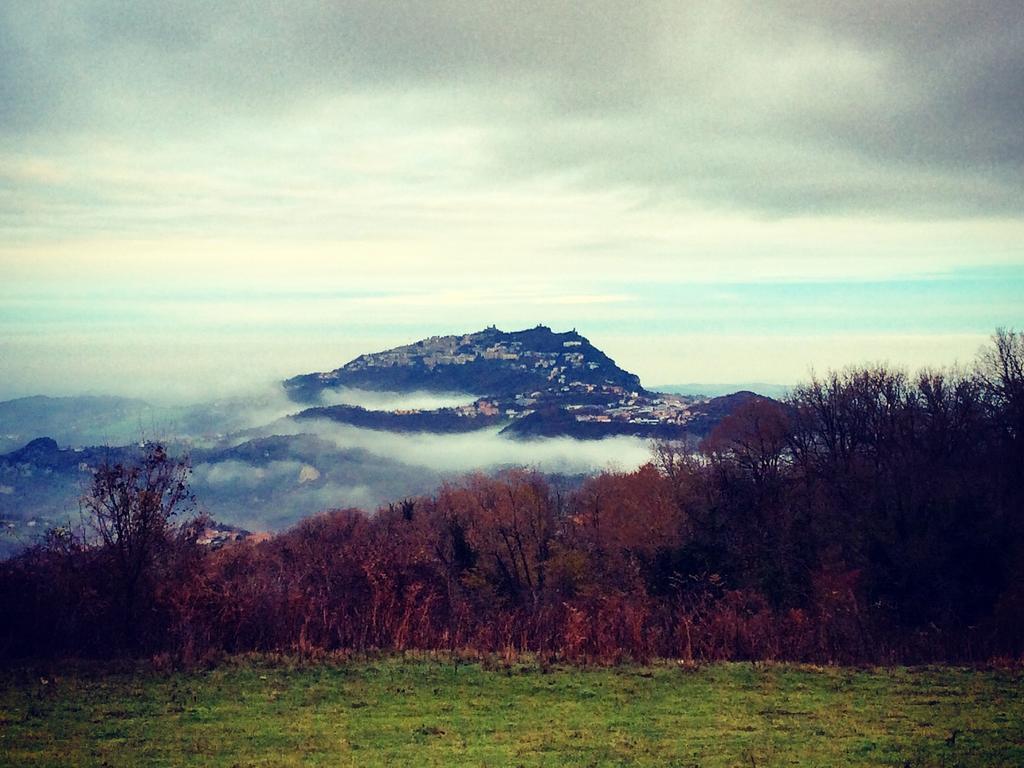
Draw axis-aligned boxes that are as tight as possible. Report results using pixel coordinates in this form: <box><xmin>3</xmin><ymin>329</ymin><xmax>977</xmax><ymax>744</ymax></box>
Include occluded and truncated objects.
<box><xmin>287</xmin><ymin>325</ymin><xmax>762</xmax><ymax>439</ymax></box>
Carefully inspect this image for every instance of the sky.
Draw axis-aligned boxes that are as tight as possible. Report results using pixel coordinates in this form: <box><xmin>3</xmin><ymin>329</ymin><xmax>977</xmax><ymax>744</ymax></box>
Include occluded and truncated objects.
<box><xmin>1</xmin><ymin>1</ymin><xmax>1022</xmax><ymax>401</ymax></box>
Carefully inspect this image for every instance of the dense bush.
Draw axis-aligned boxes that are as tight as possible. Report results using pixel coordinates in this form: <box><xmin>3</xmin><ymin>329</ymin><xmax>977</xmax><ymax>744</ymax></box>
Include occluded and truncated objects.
<box><xmin>2</xmin><ymin>330</ymin><xmax>1022</xmax><ymax>664</ymax></box>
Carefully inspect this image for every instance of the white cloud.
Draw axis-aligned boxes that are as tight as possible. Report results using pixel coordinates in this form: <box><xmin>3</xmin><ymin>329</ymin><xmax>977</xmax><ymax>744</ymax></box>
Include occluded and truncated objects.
<box><xmin>271</xmin><ymin>418</ymin><xmax>655</xmax><ymax>476</ymax></box>
<box><xmin>318</xmin><ymin>388</ymin><xmax>479</xmax><ymax>411</ymax></box>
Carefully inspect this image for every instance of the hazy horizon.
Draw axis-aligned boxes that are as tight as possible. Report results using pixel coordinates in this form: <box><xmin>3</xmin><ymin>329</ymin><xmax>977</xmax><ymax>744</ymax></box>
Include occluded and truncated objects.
<box><xmin>0</xmin><ymin>318</ymin><xmax>1003</xmax><ymax>405</ymax></box>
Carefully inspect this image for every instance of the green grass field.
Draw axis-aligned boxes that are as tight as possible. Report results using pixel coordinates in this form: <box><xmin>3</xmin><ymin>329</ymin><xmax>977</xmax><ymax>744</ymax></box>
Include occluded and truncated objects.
<box><xmin>1</xmin><ymin>656</ymin><xmax>1021</xmax><ymax>767</ymax></box>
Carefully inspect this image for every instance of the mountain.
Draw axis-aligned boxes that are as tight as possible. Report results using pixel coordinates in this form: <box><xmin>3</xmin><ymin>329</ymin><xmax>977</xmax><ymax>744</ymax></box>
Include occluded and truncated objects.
<box><xmin>284</xmin><ymin>325</ymin><xmax>643</xmax><ymax>403</ymax></box>
<box><xmin>285</xmin><ymin>325</ymin><xmax>773</xmax><ymax>441</ymax></box>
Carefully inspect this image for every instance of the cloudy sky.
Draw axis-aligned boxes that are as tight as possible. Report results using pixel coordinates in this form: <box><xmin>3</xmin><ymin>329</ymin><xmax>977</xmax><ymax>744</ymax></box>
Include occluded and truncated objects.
<box><xmin>1</xmin><ymin>1</ymin><xmax>1022</xmax><ymax>400</ymax></box>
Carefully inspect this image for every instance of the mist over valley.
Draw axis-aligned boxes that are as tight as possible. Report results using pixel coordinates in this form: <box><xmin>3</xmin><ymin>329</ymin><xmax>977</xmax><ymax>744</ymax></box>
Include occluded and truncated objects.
<box><xmin>0</xmin><ymin>326</ymin><xmax>718</xmax><ymax>554</ymax></box>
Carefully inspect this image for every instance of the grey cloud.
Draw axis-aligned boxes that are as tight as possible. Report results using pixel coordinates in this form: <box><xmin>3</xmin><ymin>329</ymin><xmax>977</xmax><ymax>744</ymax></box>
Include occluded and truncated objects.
<box><xmin>1</xmin><ymin>1</ymin><xmax>1021</xmax><ymax>218</ymax></box>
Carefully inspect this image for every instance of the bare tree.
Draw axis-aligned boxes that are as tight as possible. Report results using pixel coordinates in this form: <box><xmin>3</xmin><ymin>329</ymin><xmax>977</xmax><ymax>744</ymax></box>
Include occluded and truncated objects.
<box><xmin>81</xmin><ymin>443</ymin><xmax>194</xmax><ymax>648</ymax></box>
<box><xmin>978</xmin><ymin>328</ymin><xmax>1024</xmax><ymax>439</ymax></box>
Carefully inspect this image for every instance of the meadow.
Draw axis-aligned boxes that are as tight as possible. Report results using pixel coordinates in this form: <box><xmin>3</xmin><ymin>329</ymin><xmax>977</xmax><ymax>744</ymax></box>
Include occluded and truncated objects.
<box><xmin>1</xmin><ymin>657</ymin><xmax>1021</xmax><ymax>767</ymax></box>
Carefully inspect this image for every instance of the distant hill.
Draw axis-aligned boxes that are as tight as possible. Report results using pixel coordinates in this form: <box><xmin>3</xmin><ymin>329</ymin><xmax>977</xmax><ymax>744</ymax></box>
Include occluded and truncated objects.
<box><xmin>294</xmin><ymin>404</ymin><xmax>504</xmax><ymax>433</ymax></box>
<box><xmin>654</xmin><ymin>382</ymin><xmax>792</xmax><ymax>399</ymax></box>
<box><xmin>0</xmin><ymin>394</ymin><xmax>299</xmax><ymax>453</ymax></box>
<box><xmin>0</xmin><ymin>395</ymin><xmax>153</xmax><ymax>453</ymax></box>
<box><xmin>500</xmin><ymin>391</ymin><xmax>767</xmax><ymax>439</ymax></box>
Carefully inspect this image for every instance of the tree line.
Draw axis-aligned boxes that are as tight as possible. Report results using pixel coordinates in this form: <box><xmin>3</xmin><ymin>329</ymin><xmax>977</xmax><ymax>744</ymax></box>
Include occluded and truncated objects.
<box><xmin>2</xmin><ymin>330</ymin><xmax>1021</xmax><ymax>664</ymax></box>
